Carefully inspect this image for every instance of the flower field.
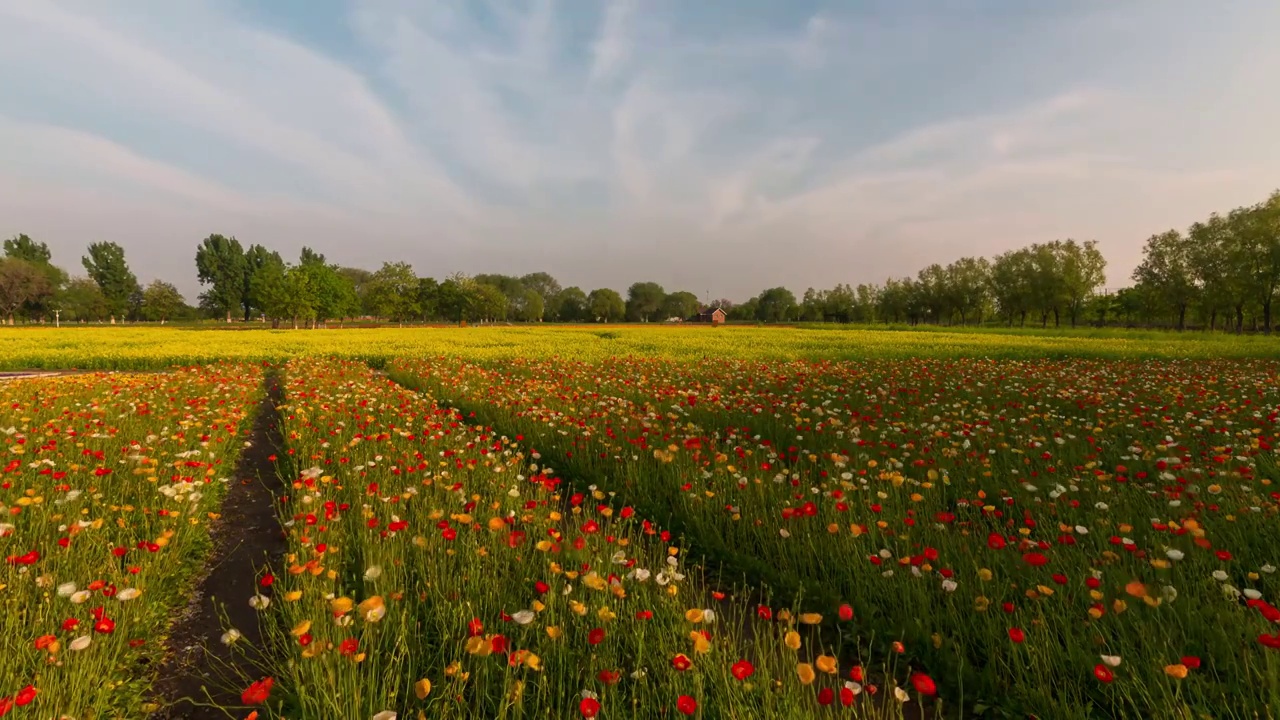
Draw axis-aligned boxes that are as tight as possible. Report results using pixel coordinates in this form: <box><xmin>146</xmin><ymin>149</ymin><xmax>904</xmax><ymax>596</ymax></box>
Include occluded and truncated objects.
<box><xmin>0</xmin><ymin>365</ymin><xmax>261</xmax><ymax>716</ymax></box>
<box><xmin>1</xmin><ymin>328</ymin><xmax>1279</xmax><ymax>718</ymax></box>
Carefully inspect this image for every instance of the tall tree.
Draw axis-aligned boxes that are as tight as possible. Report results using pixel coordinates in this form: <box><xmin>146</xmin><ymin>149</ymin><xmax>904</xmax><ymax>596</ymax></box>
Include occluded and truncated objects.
<box><xmin>81</xmin><ymin>242</ymin><xmax>139</xmax><ymax>322</ymax></box>
<box><xmin>555</xmin><ymin>286</ymin><xmax>588</xmax><ymax>322</ymax></box>
<box><xmin>416</xmin><ymin>277</ymin><xmax>440</xmax><ymax>322</ymax></box>
<box><xmin>298</xmin><ymin>260</ymin><xmax>358</xmax><ymax>327</ymax></box>
<box><xmin>5</xmin><ymin>234</ymin><xmax>67</xmax><ymax>321</ymax></box>
<box><xmin>437</xmin><ymin>274</ymin><xmax>474</xmax><ymax>324</ymax></box>
<box><xmin>194</xmin><ymin>234</ymin><xmax>246</xmax><ymax>322</ymax></box>
<box><xmin>661</xmin><ymin>291</ymin><xmax>700</xmax><ymax>321</ymax></box>
<box><xmin>755</xmin><ymin>287</ymin><xmax>797</xmax><ymax>322</ymax></box>
<box><xmin>626</xmin><ymin>282</ymin><xmax>665</xmax><ymax>322</ymax></box>
<box><xmin>337</xmin><ymin>267</ymin><xmax>375</xmax><ymax>316</ymax></box>
<box><xmin>587</xmin><ymin>288</ymin><xmax>625</xmax><ymax>322</ymax></box>
<box><xmin>0</xmin><ymin>258</ymin><xmax>52</xmax><ymax>325</ymax></box>
<box><xmin>54</xmin><ymin>277</ymin><xmax>109</xmax><ymax>322</ymax></box>
<box><xmin>243</xmin><ymin>245</ymin><xmax>284</xmax><ymax>321</ymax></box>
<box><xmin>366</xmin><ymin>262</ymin><xmax>421</xmax><ymax>324</ymax></box>
<box><xmin>1133</xmin><ymin>230</ymin><xmax>1197</xmax><ymax>330</ymax></box>
<box><xmin>141</xmin><ymin>280</ymin><xmax>186</xmax><ymax>324</ymax></box>
<box><xmin>252</xmin><ymin>263</ymin><xmax>317</xmax><ymax>329</ymax></box>
<box><xmin>519</xmin><ymin>272</ymin><xmax>562</xmax><ymax>320</ymax></box>
<box><xmin>1058</xmin><ymin>239</ymin><xmax>1107</xmax><ymax>327</ymax></box>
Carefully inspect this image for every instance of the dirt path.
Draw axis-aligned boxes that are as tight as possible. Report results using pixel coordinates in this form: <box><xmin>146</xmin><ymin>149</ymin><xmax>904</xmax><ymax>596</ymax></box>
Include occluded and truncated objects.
<box><xmin>150</xmin><ymin>369</ymin><xmax>288</xmax><ymax>719</ymax></box>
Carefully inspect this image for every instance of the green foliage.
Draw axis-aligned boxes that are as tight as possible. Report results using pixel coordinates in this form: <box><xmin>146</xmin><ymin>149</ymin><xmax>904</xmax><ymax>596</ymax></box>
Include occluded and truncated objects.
<box><xmin>365</xmin><ymin>261</ymin><xmax>420</xmax><ymax>322</ymax></box>
<box><xmin>587</xmin><ymin>287</ymin><xmax>625</xmax><ymax>322</ymax></box>
<box><xmin>555</xmin><ymin>286</ymin><xmax>588</xmax><ymax>321</ymax></box>
<box><xmin>194</xmin><ymin>234</ymin><xmax>246</xmax><ymax>321</ymax></box>
<box><xmin>81</xmin><ymin>242</ymin><xmax>139</xmax><ymax>319</ymax></box>
<box><xmin>54</xmin><ymin>277</ymin><xmax>109</xmax><ymax>322</ymax></box>
<box><xmin>625</xmin><ymin>282</ymin><xmax>665</xmax><ymax>321</ymax></box>
<box><xmin>0</xmin><ymin>257</ymin><xmax>53</xmax><ymax>324</ymax></box>
<box><xmin>140</xmin><ymin>280</ymin><xmax>186</xmax><ymax>322</ymax></box>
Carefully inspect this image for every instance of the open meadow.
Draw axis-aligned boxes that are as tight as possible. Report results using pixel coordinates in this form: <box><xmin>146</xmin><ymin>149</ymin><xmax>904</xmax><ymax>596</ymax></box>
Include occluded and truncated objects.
<box><xmin>0</xmin><ymin>325</ymin><xmax>1278</xmax><ymax>719</ymax></box>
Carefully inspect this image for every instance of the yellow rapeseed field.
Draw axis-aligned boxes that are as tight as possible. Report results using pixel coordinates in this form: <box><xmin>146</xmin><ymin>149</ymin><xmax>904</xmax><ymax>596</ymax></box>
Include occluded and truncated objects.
<box><xmin>1</xmin><ymin>324</ymin><xmax>1276</xmax><ymax>370</ymax></box>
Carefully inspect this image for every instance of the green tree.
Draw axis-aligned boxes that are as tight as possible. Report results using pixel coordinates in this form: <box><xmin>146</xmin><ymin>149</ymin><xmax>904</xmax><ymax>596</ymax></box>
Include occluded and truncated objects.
<box><xmin>555</xmin><ymin>286</ymin><xmax>588</xmax><ymax>322</ymax></box>
<box><xmin>519</xmin><ymin>272</ymin><xmax>562</xmax><ymax>320</ymax></box>
<box><xmin>141</xmin><ymin>280</ymin><xmax>186</xmax><ymax>324</ymax></box>
<box><xmin>468</xmin><ymin>283</ymin><xmax>509</xmax><ymax>322</ymax></box>
<box><xmin>337</xmin><ymin>267</ymin><xmax>375</xmax><ymax>316</ymax></box>
<box><xmin>417</xmin><ymin>277</ymin><xmax>440</xmax><ymax>321</ymax></box>
<box><xmin>251</xmin><ymin>263</ymin><xmax>317</xmax><ymax>329</ymax></box>
<box><xmin>755</xmin><ymin>287</ymin><xmax>797</xmax><ymax>322</ymax></box>
<box><xmin>1058</xmin><ymin>239</ymin><xmax>1107</xmax><ymax>327</ymax></box>
<box><xmin>661</xmin><ymin>291</ymin><xmax>700</xmax><ymax>321</ymax></box>
<box><xmin>366</xmin><ymin>262</ymin><xmax>421</xmax><ymax>324</ymax></box>
<box><xmin>244</xmin><ymin>244</ymin><xmax>284</xmax><ymax>321</ymax></box>
<box><xmin>0</xmin><ymin>258</ymin><xmax>52</xmax><ymax>325</ymax></box>
<box><xmin>4</xmin><ymin>235</ymin><xmax>66</xmax><ymax>321</ymax></box>
<box><xmin>516</xmin><ymin>289</ymin><xmax>545</xmax><ymax>322</ymax></box>
<box><xmin>1133</xmin><ymin>230</ymin><xmax>1197</xmax><ymax>329</ymax></box>
<box><xmin>81</xmin><ymin>242</ymin><xmax>139</xmax><ymax>322</ymax></box>
<box><xmin>299</xmin><ymin>246</ymin><xmax>327</xmax><ymax>266</ymax></box>
<box><xmin>54</xmin><ymin>277</ymin><xmax>109</xmax><ymax>322</ymax></box>
<box><xmin>194</xmin><ymin>234</ymin><xmax>246</xmax><ymax>322</ymax></box>
<box><xmin>587</xmin><ymin>288</ymin><xmax>625</xmax><ymax>322</ymax></box>
<box><xmin>989</xmin><ymin>249</ymin><xmax>1036</xmax><ymax>326</ymax></box>
<box><xmin>298</xmin><ymin>260</ymin><xmax>358</xmax><ymax>327</ymax></box>
<box><xmin>626</xmin><ymin>282</ymin><xmax>665</xmax><ymax>322</ymax></box>
<box><xmin>437</xmin><ymin>275</ymin><xmax>473</xmax><ymax>323</ymax></box>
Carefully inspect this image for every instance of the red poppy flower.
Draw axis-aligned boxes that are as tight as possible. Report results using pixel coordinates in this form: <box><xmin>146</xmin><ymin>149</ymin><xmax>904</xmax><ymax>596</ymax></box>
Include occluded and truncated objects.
<box><xmin>1180</xmin><ymin>656</ymin><xmax>1201</xmax><ymax>670</ymax></box>
<box><xmin>598</xmin><ymin>670</ymin><xmax>621</xmax><ymax>685</ymax></box>
<box><xmin>339</xmin><ymin>638</ymin><xmax>358</xmax><ymax>656</ymax></box>
<box><xmin>1023</xmin><ymin>552</ymin><xmax>1048</xmax><ymax>567</ymax></box>
<box><xmin>14</xmin><ymin>685</ymin><xmax>36</xmax><ymax>706</ymax></box>
<box><xmin>910</xmin><ymin>673</ymin><xmax>936</xmax><ymax>696</ymax></box>
<box><xmin>672</xmin><ymin>654</ymin><xmax>693</xmax><ymax>671</ymax></box>
<box><xmin>588</xmin><ymin>628</ymin><xmax>606</xmax><ymax>645</ymax></box>
<box><xmin>579</xmin><ymin>697</ymin><xmax>601</xmax><ymax>718</ymax></box>
<box><xmin>838</xmin><ymin>604</ymin><xmax>854</xmax><ymax>621</ymax></box>
<box><xmin>1093</xmin><ymin>664</ymin><xmax>1115</xmax><ymax>683</ymax></box>
<box><xmin>849</xmin><ymin>666</ymin><xmax>864</xmax><ymax>682</ymax></box>
<box><xmin>1259</xmin><ymin>633</ymin><xmax>1280</xmax><ymax>649</ymax></box>
<box><xmin>676</xmin><ymin>695</ymin><xmax>697</xmax><ymax>715</ymax></box>
<box><xmin>817</xmin><ymin>688</ymin><xmax>834</xmax><ymax>706</ymax></box>
<box><xmin>731</xmin><ymin>660</ymin><xmax>755</xmax><ymax>680</ymax></box>
<box><xmin>1008</xmin><ymin>627</ymin><xmax>1026</xmax><ymax>644</ymax></box>
<box><xmin>93</xmin><ymin>617</ymin><xmax>116</xmax><ymax>635</ymax></box>
<box><xmin>242</xmin><ymin>677</ymin><xmax>274</xmax><ymax>705</ymax></box>
<box><xmin>468</xmin><ymin>618</ymin><xmax>484</xmax><ymax>636</ymax></box>
<box><xmin>840</xmin><ymin>686</ymin><xmax>856</xmax><ymax>706</ymax></box>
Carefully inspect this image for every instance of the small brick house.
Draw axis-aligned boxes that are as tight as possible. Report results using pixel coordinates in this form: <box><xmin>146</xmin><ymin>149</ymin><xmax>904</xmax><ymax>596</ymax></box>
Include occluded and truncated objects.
<box><xmin>688</xmin><ymin>307</ymin><xmax>727</xmax><ymax>324</ymax></box>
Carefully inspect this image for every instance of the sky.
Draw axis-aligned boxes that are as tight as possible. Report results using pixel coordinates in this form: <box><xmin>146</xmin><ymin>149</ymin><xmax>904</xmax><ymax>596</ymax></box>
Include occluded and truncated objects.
<box><xmin>2</xmin><ymin>0</ymin><xmax>1279</xmax><ymax>303</ymax></box>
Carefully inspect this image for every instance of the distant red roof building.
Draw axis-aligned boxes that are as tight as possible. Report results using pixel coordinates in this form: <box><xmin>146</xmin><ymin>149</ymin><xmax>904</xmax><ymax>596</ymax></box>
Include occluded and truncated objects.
<box><xmin>688</xmin><ymin>307</ymin><xmax>726</xmax><ymax>324</ymax></box>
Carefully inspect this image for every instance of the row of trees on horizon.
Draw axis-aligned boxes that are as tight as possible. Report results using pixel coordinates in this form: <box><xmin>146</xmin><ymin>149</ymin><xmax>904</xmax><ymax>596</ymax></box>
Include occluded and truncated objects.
<box><xmin>0</xmin><ymin>190</ymin><xmax>1276</xmax><ymax>331</ymax></box>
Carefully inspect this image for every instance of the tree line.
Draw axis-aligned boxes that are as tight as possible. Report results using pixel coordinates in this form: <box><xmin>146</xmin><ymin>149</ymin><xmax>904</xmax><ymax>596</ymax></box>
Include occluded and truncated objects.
<box><xmin>0</xmin><ymin>189</ymin><xmax>1275</xmax><ymax>330</ymax></box>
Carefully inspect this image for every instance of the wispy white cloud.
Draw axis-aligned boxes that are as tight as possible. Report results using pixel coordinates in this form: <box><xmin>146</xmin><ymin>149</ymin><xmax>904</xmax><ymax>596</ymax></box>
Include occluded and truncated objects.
<box><xmin>0</xmin><ymin>0</ymin><xmax>1277</xmax><ymax>299</ymax></box>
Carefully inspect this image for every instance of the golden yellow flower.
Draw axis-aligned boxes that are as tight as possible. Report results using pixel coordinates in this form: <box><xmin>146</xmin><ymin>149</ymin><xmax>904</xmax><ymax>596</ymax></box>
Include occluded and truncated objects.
<box><xmin>796</xmin><ymin>663</ymin><xmax>816</xmax><ymax>685</ymax></box>
<box><xmin>414</xmin><ymin>678</ymin><xmax>432</xmax><ymax>700</ymax></box>
<box><xmin>685</xmin><ymin>608</ymin><xmax>705</xmax><ymax>623</ymax></box>
<box><xmin>290</xmin><ymin>620</ymin><xmax>312</xmax><ymax>637</ymax></box>
<box><xmin>330</xmin><ymin>597</ymin><xmax>354</xmax><ymax>614</ymax></box>
<box><xmin>690</xmin><ymin>632</ymin><xmax>711</xmax><ymax>654</ymax></box>
<box><xmin>1164</xmin><ymin>663</ymin><xmax>1188</xmax><ymax>679</ymax></box>
<box><xmin>799</xmin><ymin>613</ymin><xmax>823</xmax><ymax>625</ymax></box>
<box><xmin>977</xmin><ymin>568</ymin><xmax>993</xmax><ymax>581</ymax></box>
<box><xmin>815</xmin><ymin>655</ymin><xmax>837</xmax><ymax>674</ymax></box>
<box><xmin>784</xmin><ymin>631</ymin><xmax>802</xmax><ymax>650</ymax></box>
<box><xmin>546</xmin><ymin>626</ymin><xmax>563</xmax><ymax>639</ymax></box>
<box><xmin>465</xmin><ymin>636</ymin><xmax>492</xmax><ymax>656</ymax></box>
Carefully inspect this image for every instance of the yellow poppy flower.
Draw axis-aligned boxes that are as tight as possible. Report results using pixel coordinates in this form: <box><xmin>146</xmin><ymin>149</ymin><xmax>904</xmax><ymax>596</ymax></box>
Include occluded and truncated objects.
<box><xmin>290</xmin><ymin>620</ymin><xmax>312</xmax><ymax>636</ymax></box>
<box><xmin>815</xmin><ymin>655</ymin><xmax>837</xmax><ymax>674</ymax></box>
<box><xmin>796</xmin><ymin>663</ymin><xmax>816</xmax><ymax>685</ymax></box>
<box><xmin>414</xmin><ymin>678</ymin><xmax>432</xmax><ymax>700</ymax></box>
<box><xmin>784</xmin><ymin>631</ymin><xmax>801</xmax><ymax>650</ymax></box>
<box><xmin>799</xmin><ymin>613</ymin><xmax>823</xmax><ymax>625</ymax></box>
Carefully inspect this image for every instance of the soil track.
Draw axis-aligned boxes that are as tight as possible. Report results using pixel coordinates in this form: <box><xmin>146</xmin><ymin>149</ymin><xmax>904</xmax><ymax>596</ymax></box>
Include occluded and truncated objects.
<box><xmin>150</xmin><ymin>369</ymin><xmax>288</xmax><ymax>719</ymax></box>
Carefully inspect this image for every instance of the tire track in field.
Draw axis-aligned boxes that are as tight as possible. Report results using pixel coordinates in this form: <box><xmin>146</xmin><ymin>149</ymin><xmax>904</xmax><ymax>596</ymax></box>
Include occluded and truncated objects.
<box><xmin>150</xmin><ymin>367</ymin><xmax>289</xmax><ymax>719</ymax></box>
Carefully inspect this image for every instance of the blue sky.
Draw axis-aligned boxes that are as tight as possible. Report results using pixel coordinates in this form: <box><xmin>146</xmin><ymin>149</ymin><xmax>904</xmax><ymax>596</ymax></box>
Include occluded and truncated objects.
<box><xmin>1</xmin><ymin>0</ymin><xmax>1278</xmax><ymax>301</ymax></box>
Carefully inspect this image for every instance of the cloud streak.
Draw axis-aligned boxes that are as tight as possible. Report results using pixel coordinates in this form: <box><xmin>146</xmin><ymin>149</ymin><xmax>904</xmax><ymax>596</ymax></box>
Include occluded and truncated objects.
<box><xmin>0</xmin><ymin>0</ymin><xmax>1277</xmax><ymax>300</ymax></box>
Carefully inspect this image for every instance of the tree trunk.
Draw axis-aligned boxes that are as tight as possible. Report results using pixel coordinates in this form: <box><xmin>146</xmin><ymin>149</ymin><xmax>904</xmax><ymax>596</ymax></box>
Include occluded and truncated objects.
<box><xmin>1177</xmin><ymin>305</ymin><xmax>1186</xmax><ymax>331</ymax></box>
<box><xmin>1264</xmin><ymin>297</ymin><xmax>1273</xmax><ymax>335</ymax></box>
<box><xmin>1235</xmin><ymin>305</ymin><xmax>1244</xmax><ymax>334</ymax></box>
<box><xmin>226</xmin><ymin>310</ymin><xmax>232</xmax><ymax>323</ymax></box>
